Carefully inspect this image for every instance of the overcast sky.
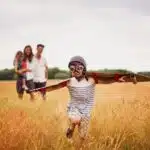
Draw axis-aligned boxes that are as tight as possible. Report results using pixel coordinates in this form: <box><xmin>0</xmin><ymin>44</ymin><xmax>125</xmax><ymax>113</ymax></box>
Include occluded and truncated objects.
<box><xmin>0</xmin><ymin>0</ymin><xmax>150</xmax><ymax>72</ymax></box>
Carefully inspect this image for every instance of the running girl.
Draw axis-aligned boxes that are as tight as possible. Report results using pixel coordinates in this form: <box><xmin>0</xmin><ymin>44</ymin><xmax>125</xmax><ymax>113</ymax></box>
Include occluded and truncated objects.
<box><xmin>30</xmin><ymin>56</ymin><xmax>137</xmax><ymax>142</ymax></box>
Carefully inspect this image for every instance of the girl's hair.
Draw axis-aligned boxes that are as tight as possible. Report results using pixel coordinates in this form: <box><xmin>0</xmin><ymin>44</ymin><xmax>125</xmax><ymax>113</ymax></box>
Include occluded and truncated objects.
<box><xmin>23</xmin><ymin>45</ymin><xmax>34</xmax><ymax>62</ymax></box>
<box><xmin>13</xmin><ymin>51</ymin><xmax>23</xmax><ymax>66</ymax></box>
<box><xmin>84</xmin><ymin>70</ymin><xmax>89</xmax><ymax>81</ymax></box>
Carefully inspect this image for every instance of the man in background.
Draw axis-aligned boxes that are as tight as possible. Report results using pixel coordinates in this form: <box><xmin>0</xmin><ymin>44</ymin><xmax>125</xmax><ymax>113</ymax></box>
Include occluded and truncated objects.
<box><xmin>33</xmin><ymin>44</ymin><xmax>48</xmax><ymax>100</ymax></box>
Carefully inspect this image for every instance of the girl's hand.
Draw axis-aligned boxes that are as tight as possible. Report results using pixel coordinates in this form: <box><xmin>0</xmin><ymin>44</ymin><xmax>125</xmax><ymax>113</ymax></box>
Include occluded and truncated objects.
<box><xmin>118</xmin><ymin>75</ymin><xmax>137</xmax><ymax>84</ymax></box>
<box><xmin>118</xmin><ymin>76</ymin><xmax>126</xmax><ymax>82</ymax></box>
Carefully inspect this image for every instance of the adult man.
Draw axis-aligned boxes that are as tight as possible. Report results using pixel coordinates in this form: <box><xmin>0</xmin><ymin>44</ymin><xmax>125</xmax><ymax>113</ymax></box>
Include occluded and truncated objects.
<box><xmin>33</xmin><ymin>44</ymin><xmax>48</xmax><ymax>100</ymax></box>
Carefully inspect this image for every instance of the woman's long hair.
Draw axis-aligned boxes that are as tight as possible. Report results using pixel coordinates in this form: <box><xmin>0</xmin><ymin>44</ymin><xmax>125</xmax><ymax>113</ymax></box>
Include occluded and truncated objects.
<box><xmin>23</xmin><ymin>45</ymin><xmax>34</xmax><ymax>62</ymax></box>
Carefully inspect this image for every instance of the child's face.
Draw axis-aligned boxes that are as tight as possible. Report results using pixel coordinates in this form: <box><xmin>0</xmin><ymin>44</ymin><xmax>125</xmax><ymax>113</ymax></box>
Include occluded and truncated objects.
<box><xmin>69</xmin><ymin>62</ymin><xmax>84</xmax><ymax>78</ymax></box>
<box><xmin>16</xmin><ymin>52</ymin><xmax>23</xmax><ymax>60</ymax></box>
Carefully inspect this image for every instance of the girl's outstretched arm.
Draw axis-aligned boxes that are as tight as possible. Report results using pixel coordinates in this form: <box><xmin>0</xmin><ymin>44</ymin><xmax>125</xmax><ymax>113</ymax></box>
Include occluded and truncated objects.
<box><xmin>29</xmin><ymin>79</ymin><xmax>69</xmax><ymax>93</ymax></box>
<box><xmin>86</xmin><ymin>72</ymin><xmax>137</xmax><ymax>84</ymax></box>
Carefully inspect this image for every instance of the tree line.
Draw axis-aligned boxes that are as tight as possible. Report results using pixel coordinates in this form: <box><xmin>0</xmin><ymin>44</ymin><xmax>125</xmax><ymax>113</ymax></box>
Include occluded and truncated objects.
<box><xmin>0</xmin><ymin>68</ymin><xmax>149</xmax><ymax>80</ymax></box>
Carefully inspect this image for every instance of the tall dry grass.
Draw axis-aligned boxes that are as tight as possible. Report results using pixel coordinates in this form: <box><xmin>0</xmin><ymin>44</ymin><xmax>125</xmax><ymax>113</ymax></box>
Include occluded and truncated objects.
<box><xmin>0</xmin><ymin>81</ymin><xmax>150</xmax><ymax>150</ymax></box>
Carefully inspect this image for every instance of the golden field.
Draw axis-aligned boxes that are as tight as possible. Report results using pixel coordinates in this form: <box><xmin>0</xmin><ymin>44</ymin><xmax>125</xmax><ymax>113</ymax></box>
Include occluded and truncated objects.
<box><xmin>0</xmin><ymin>81</ymin><xmax>150</xmax><ymax>150</ymax></box>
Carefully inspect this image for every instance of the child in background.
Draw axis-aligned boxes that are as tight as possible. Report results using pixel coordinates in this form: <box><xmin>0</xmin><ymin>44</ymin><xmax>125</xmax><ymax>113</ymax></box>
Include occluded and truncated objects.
<box><xmin>13</xmin><ymin>51</ymin><xmax>28</xmax><ymax>91</ymax></box>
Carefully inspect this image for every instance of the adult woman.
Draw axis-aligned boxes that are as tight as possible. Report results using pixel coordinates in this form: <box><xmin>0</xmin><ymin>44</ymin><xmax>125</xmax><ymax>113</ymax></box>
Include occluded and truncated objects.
<box><xmin>22</xmin><ymin>45</ymin><xmax>35</xmax><ymax>100</ymax></box>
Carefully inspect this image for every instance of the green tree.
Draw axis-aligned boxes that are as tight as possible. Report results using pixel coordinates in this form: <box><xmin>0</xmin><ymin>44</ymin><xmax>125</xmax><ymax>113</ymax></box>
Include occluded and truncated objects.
<box><xmin>54</xmin><ymin>72</ymin><xmax>70</xmax><ymax>79</ymax></box>
<box><xmin>48</xmin><ymin>67</ymin><xmax>60</xmax><ymax>79</ymax></box>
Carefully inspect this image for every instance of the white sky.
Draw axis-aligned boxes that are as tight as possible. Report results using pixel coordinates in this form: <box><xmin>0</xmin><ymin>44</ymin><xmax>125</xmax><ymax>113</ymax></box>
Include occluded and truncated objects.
<box><xmin>0</xmin><ymin>0</ymin><xmax>150</xmax><ymax>72</ymax></box>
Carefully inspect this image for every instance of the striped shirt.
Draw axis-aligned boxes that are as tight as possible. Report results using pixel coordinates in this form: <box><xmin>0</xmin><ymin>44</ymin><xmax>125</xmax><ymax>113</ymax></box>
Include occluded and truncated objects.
<box><xmin>67</xmin><ymin>77</ymin><xmax>95</xmax><ymax>117</ymax></box>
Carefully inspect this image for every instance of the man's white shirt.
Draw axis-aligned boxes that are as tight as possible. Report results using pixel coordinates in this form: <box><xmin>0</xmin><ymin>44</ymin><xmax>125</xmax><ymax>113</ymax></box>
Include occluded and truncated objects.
<box><xmin>32</xmin><ymin>56</ymin><xmax>48</xmax><ymax>83</ymax></box>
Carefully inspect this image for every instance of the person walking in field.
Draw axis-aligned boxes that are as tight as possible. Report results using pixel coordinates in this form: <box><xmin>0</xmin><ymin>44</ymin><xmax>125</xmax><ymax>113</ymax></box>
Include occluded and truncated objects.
<box><xmin>13</xmin><ymin>51</ymin><xmax>31</xmax><ymax>99</ymax></box>
<box><xmin>29</xmin><ymin>56</ymin><xmax>137</xmax><ymax>144</ymax></box>
<box><xmin>33</xmin><ymin>44</ymin><xmax>48</xmax><ymax>100</ymax></box>
<box><xmin>22</xmin><ymin>45</ymin><xmax>36</xmax><ymax>101</ymax></box>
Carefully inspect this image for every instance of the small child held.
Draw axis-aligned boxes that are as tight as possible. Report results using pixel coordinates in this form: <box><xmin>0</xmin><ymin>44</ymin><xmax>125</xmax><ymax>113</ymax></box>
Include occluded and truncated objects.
<box><xmin>13</xmin><ymin>51</ymin><xmax>28</xmax><ymax>91</ymax></box>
